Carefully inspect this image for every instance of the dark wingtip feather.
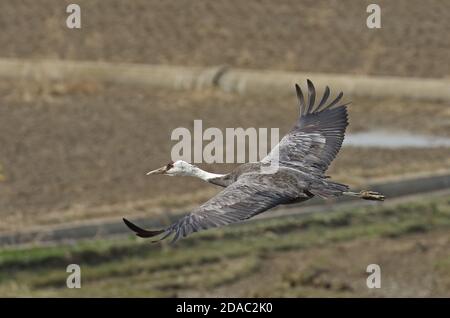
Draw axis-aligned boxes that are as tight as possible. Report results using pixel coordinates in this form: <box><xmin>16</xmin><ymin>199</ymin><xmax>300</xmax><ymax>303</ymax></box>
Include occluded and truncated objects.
<box><xmin>317</xmin><ymin>86</ymin><xmax>331</xmax><ymax>111</ymax></box>
<box><xmin>295</xmin><ymin>83</ymin><xmax>306</xmax><ymax>115</ymax></box>
<box><xmin>151</xmin><ymin>230</ymin><xmax>173</xmax><ymax>243</ymax></box>
<box><xmin>122</xmin><ymin>218</ymin><xmax>165</xmax><ymax>238</ymax></box>
<box><xmin>169</xmin><ymin>228</ymin><xmax>183</xmax><ymax>244</ymax></box>
<box><xmin>306</xmin><ymin>80</ymin><xmax>314</xmax><ymax>105</ymax></box>
<box><xmin>324</xmin><ymin>91</ymin><xmax>344</xmax><ymax>110</ymax></box>
<box><xmin>306</xmin><ymin>79</ymin><xmax>316</xmax><ymax>114</ymax></box>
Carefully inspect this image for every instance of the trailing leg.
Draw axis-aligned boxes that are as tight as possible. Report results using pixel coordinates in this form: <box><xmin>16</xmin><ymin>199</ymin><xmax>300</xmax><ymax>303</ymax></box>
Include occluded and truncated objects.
<box><xmin>343</xmin><ymin>190</ymin><xmax>385</xmax><ymax>201</ymax></box>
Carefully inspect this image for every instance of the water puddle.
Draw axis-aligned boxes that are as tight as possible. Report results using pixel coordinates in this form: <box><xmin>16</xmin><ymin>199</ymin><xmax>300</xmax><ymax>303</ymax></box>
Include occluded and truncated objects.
<box><xmin>344</xmin><ymin>131</ymin><xmax>450</xmax><ymax>148</ymax></box>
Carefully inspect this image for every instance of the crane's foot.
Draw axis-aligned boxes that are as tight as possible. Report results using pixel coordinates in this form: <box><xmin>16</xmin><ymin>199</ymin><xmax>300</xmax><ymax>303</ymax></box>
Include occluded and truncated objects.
<box><xmin>359</xmin><ymin>190</ymin><xmax>385</xmax><ymax>201</ymax></box>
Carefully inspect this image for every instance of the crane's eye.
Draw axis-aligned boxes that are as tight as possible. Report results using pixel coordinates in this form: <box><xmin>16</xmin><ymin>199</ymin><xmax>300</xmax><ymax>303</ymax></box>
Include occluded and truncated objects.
<box><xmin>166</xmin><ymin>161</ymin><xmax>174</xmax><ymax>170</ymax></box>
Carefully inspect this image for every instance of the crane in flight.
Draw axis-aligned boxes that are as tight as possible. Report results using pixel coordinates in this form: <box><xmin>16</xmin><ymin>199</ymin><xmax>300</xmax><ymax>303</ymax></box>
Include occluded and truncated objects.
<box><xmin>123</xmin><ymin>80</ymin><xmax>385</xmax><ymax>243</ymax></box>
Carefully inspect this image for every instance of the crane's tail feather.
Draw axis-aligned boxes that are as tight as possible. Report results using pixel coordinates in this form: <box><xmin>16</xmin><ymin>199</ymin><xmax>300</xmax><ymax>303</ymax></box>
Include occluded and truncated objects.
<box><xmin>309</xmin><ymin>180</ymin><xmax>349</xmax><ymax>199</ymax></box>
<box><xmin>122</xmin><ymin>218</ymin><xmax>165</xmax><ymax>238</ymax></box>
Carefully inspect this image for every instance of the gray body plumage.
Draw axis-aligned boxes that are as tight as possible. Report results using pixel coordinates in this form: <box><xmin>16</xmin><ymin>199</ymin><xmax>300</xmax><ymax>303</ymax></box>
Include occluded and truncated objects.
<box><xmin>124</xmin><ymin>80</ymin><xmax>353</xmax><ymax>242</ymax></box>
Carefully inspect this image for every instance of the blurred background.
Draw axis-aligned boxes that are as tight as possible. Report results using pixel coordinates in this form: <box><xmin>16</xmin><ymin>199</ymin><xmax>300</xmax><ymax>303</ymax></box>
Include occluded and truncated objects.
<box><xmin>0</xmin><ymin>0</ymin><xmax>449</xmax><ymax>297</ymax></box>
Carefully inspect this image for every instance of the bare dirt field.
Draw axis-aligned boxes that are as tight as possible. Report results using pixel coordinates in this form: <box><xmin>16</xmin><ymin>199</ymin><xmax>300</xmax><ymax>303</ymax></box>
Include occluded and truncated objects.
<box><xmin>0</xmin><ymin>79</ymin><xmax>449</xmax><ymax>231</ymax></box>
<box><xmin>1</xmin><ymin>0</ymin><xmax>449</xmax><ymax>78</ymax></box>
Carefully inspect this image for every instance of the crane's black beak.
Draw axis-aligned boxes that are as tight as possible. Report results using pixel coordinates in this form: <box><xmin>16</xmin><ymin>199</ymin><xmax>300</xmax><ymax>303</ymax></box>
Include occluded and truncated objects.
<box><xmin>146</xmin><ymin>166</ymin><xmax>167</xmax><ymax>175</ymax></box>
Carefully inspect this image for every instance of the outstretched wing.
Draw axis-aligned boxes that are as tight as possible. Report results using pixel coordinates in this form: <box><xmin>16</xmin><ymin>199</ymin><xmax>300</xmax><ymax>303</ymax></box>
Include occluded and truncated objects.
<box><xmin>123</xmin><ymin>172</ymin><xmax>303</xmax><ymax>242</ymax></box>
<box><xmin>262</xmin><ymin>80</ymin><xmax>349</xmax><ymax>175</ymax></box>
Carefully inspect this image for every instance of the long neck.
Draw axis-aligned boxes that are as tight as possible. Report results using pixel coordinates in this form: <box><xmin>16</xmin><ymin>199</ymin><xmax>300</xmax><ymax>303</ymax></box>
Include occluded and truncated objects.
<box><xmin>190</xmin><ymin>166</ymin><xmax>225</xmax><ymax>182</ymax></box>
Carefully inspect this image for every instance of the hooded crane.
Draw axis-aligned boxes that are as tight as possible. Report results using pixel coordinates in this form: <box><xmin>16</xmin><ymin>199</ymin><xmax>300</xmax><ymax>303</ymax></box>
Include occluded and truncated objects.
<box><xmin>123</xmin><ymin>80</ymin><xmax>385</xmax><ymax>243</ymax></box>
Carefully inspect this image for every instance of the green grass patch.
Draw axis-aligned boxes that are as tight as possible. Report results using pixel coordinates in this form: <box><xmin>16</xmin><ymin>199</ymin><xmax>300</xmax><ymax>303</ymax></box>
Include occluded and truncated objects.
<box><xmin>1</xmin><ymin>194</ymin><xmax>449</xmax><ymax>296</ymax></box>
